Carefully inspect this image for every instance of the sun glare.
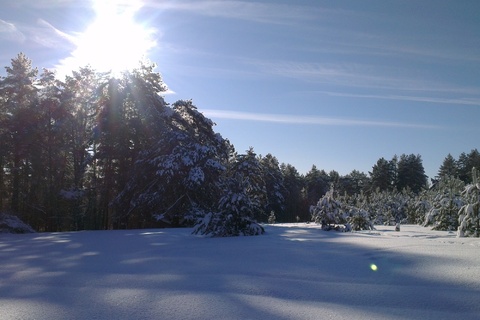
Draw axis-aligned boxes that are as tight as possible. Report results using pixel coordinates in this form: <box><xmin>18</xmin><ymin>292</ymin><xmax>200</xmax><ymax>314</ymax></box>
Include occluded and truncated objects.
<box><xmin>69</xmin><ymin>0</ymin><xmax>155</xmax><ymax>75</ymax></box>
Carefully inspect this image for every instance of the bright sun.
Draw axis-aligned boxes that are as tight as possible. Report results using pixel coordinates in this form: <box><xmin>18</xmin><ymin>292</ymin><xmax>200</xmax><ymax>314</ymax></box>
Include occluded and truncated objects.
<box><xmin>71</xmin><ymin>0</ymin><xmax>155</xmax><ymax>75</ymax></box>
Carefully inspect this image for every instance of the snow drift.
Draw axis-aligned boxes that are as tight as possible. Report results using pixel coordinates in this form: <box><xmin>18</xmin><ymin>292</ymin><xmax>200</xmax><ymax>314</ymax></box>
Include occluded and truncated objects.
<box><xmin>0</xmin><ymin>213</ymin><xmax>35</xmax><ymax>234</ymax></box>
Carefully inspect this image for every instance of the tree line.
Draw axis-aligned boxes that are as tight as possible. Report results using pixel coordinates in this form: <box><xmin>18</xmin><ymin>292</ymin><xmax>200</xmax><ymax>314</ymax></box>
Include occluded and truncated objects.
<box><xmin>1</xmin><ymin>53</ymin><xmax>479</xmax><ymax>235</ymax></box>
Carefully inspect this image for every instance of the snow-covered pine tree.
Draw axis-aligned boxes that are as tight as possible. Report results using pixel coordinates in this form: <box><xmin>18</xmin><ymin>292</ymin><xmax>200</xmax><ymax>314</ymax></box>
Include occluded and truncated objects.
<box><xmin>340</xmin><ymin>191</ymin><xmax>375</xmax><ymax>231</ymax></box>
<box><xmin>193</xmin><ymin>148</ymin><xmax>265</xmax><ymax>237</ymax></box>
<box><xmin>114</xmin><ymin>100</ymin><xmax>229</xmax><ymax>228</ymax></box>
<box><xmin>457</xmin><ymin>168</ymin><xmax>480</xmax><ymax>237</ymax></box>
<box><xmin>310</xmin><ymin>187</ymin><xmax>346</xmax><ymax>230</ymax></box>
<box><xmin>193</xmin><ymin>178</ymin><xmax>265</xmax><ymax>237</ymax></box>
<box><xmin>423</xmin><ymin>176</ymin><xmax>464</xmax><ymax>231</ymax></box>
<box><xmin>346</xmin><ymin>207</ymin><xmax>374</xmax><ymax>231</ymax></box>
<box><xmin>366</xmin><ymin>189</ymin><xmax>412</xmax><ymax>226</ymax></box>
<box><xmin>411</xmin><ymin>191</ymin><xmax>431</xmax><ymax>225</ymax></box>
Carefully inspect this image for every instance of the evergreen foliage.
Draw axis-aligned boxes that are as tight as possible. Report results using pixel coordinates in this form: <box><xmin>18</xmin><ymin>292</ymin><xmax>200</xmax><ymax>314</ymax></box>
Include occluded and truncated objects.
<box><xmin>192</xmin><ymin>148</ymin><xmax>265</xmax><ymax>237</ymax></box>
<box><xmin>437</xmin><ymin>154</ymin><xmax>458</xmax><ymax>179</ymax></box>
<box><xmin>457</xmin><ymin>168</ymin><xmax>480</xmax><ymax>237</ymax></box>
<box><xmin>396</xmin><ymin>154</ymin><xmax>428</xmax><ymax>193</ymax></box>
<box><xmin>423</xmin><ymin>176</ymin><xmax>464</xmax><ymax>231</ymax></box>
<box><xmin>1</xmin><ymin>53</ymin><xmax>479</xmax><ymax>234</ymax></box>
<box><xmin>369</xmin><ymin>157</ymin><xmax>396</xmax><ymax>192</ymax></box>
<box><xmin>268</xmin><ymin>211</ymin><xmax>276</xmax><ymax>224</ymax></box>
<box><xmin>310</xmin><ymin>187</ymin><xmax>346</xmax><ymax>229</ymax></box>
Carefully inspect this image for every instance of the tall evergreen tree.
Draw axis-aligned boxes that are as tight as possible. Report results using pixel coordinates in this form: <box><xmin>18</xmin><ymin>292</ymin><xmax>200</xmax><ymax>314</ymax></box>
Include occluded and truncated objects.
<box><xmin>0</xmin><ymin>53</ymin><xmax>38</xmax><ymax>217</ymax></box>
<box><xmin>33</xmin><ymin>69</ymin><xmax>71</xmax><ymax>230</ymax></box>
<box><xmin>304</xmin><ymin>165</ymin><xmax>330</xmax><ymax>206</ymax></box>
<box><xmin>193</xmin><ymin>148</ymin><xmax>266</xmax><ymax>237</ymax></box>
<box><xmin>280</xmin><ymin>163</ymin><xmax>306</xmax><ymax>222</ymax></box>
<box><xmin>61</xmin><ymin>66</ymin><xmax>100</xmax><ymax>230</ymax></box>
<box><xmin>437</xmin><ymin>154</ymin><xmax>458</xmax><ymax>179</ymax></box>
<box><xmin>259</xmin><ymin>154</ymin><xmax>286</xmax><ymax>221</ymax></box>
<box><xmin>396</xmin><ymin>154</ymin><xmax>428</xmax><ymax>193</ymax></box>
<box><xmin>369</xmin><ymin>157</ymin><xmax>396</xmax><ymax>192</ymax></box>
<box><xmin>114</xmin><ymin>99</ymin><xmax>229</xmax><ymax>228</ymax></box>
<box><xmin>337</xmin><ymin>170</ymin><xmax>370</xmax><ymax>196</ymax></box>
<box><xmin>458</xmin><ymin>149</ymin><xmax>480</xmax><ymax>184</ymax></box>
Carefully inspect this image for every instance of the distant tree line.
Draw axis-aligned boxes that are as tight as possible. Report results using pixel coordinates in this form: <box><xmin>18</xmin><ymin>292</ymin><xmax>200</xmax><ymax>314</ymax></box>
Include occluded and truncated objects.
<box><xmin>1</xmin><ymin>53</ymin><xmax>479</xmax><ymax>236</ymax></box>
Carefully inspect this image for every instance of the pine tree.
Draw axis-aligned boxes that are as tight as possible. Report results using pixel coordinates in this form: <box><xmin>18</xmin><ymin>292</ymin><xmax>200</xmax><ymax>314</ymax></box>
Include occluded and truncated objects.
<box><xmin>280</xmin><ymin>163</ymin><xmax>306</xmax><ymax>222</ymax></box>
<box><xmin>337</xmin><ymin>170</ymin><xmax>370</xmax><ymax>196</ymax></box>
<box><xmin>423</xmin><ymin>176</ymin><xmax>464</xmax><ymax>231</ymax></box>
<box><xmin>437</xmin><ymin>154</ymin><xmax>459</xmax><ymax>179</ymax></box>
<box><xmin>61</xmin><ymin>66</ymin><xmax>100</xmax><ymax>230</ymax></box>
<box><xmin>259</xmin><ymin>154</ymin><xmax>286</xmax><ymax>221</ymax></box>
<box><xmin>457</xmin><ymin>168</ymin><xmax>480</xmax><ymax>237</ymax></box>
<box><xmin>116</xmin><ymin>99</ymin><xmax>229</xmax><ymax>228</ymax></box>
<box><xmin>458</xmin><ymin>150</ymin><xmax>480</xmax><ymax>184</ymax></box>
<box><xmin>396</xmin><ymin>154</ymin><xmax>427</xmax><ymax>194</ymax></box>
<box><xmin>0</xmin><ymin>53</ymin><xmax>38</xmax><ymax>217</ymax></box>
<box><xmin>369</xmin><ymin>157</ymin><xmax>396</xmax><ymax>192</ymax></box>
<box><xmin>193</xmin><ymin>148</ymin><xmax>265</xmax><ymax>237</ymax></box>
<box><xmin>304</xmin><ymin>165</ymin><xmax>330</xmax><ymax>206</ymax></box>
<box><xmin>310</xmin><ymin>187</ymin><xmax>346</xmax><ymax>229</ymax></box>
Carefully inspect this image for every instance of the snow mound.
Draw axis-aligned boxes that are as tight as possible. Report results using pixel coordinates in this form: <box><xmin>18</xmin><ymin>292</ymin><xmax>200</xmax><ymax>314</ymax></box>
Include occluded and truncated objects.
<box><xmin>0</xmin><ymin>213</ymin><xmax>35</xmax><ymax>233</ymax></box>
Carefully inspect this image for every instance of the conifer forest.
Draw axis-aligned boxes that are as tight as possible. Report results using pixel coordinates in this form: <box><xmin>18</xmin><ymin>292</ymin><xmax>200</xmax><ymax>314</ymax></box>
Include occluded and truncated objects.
<box><xmin>1</xmin><ymin>53</ymin><xmax>479</xmax><ymax>236</ymax></box>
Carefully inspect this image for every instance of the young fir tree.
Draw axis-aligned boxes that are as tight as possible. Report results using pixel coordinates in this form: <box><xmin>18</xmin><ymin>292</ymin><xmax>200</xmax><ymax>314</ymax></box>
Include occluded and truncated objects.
<box><xmin>457</xmin><ymin>168</ymin><xmax>480</xmax><ymax>237</ymax></box>
<box><xmin>310</xmin><ymin>186</ymin><xmax>346</xmax><ymax>230</ymax></box>
<box><xmin>423</xmin><ymin>176</ymin><xmax>464</xmax><ymax>231</ymax></box>
<box><xmin>341</xmin><ymin>191</ymin><xmax>375</xmax><ymax>231</ymax></box>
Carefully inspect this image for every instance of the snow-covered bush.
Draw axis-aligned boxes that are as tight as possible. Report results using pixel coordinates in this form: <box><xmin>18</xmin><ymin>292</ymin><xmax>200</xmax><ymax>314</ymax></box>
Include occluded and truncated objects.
<box><xmin>367</xmin><ymin>189</ymin><xmax>411</xmax><ymax>225</ymax></box>
<box><xmin>268</xmin><ymin>211</ymin><xmax>276</xmax><ymax>224</ymax></box>
<box><xmin>346</xmin><ymin>207</ymin><xmax>375</xmax><ymax>231</ymax></box>
<box><xmin>411</xmin><ymin>192</ymin><xmax>431</xmax><ymax>225</ymax></box>
<box><xmin>0</xmin><ymin>213</ymin><xmax>35</xmax><ymax>233</ymax></box>
<box><xmin>339</xmin><ymin>191</ymin><xmax>375</xmax><ymax>231</ymax></box>
<box><xmin>457</xmin><ymin>168</ymin><xmax>480</xmax><ymax>237</ymax></box>
<box><xmin>310</xmin><ymin>188</ymin><xmax>346</xmax><ymax>229</ymax></box>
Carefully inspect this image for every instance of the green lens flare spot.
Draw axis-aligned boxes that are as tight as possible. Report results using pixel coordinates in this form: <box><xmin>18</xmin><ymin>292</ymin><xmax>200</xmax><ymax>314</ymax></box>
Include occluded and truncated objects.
<box><xmin>370</xmin><ymin>264</ymin><xmax>378</xmax><ymax>271</ymax></box>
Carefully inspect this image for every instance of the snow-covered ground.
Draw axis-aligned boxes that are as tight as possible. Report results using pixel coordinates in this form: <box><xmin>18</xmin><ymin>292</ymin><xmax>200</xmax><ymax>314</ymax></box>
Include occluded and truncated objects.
<box><xmin>1</xmin><ymin>224</ymin><xmax>479</xmax><ymax>320</ymax></box>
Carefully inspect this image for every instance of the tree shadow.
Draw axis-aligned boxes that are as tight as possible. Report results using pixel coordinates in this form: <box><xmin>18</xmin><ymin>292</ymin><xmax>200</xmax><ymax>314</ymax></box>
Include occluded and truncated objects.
<box><xmin>0</xmin><ymin>225</ymin><xmax>479</xmax><ymax>319</ymax></box>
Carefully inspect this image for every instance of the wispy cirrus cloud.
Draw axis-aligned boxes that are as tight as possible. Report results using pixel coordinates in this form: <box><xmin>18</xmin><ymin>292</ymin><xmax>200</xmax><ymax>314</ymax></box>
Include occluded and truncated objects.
<box><xmin>5</xmin><ymin>0</ymin><xmax>86</xmax><ymax>9</ymax></box>
<box><xmin>246</xmin><ymin>59</ymin><xmax>480</xmax><ymax>97</ymax></box>
<box><xmin>144</xmin><ymin>0</ymin><xmax>330</xmax><ymax>24</ymax></box>
<box><xmin>321</xmin><ymin>91</ymin><xmax>480</xmax><ymax>107</ymax></box>
<box><xmin>31</xmin><ymin>19</ymin><xmax>77</xmax><ymax>48</ymax></box>
<box><xmin>202</xmin><ymin>109</ymin><xmax>440</xmax><ymax>129</ymax></box>
<box><xmin>0</xmin><ymin>19</ymin><xmax>26</xmax><ymax>43</ymax></box>
<box><xmin>0</xmin><ymin>18</ymin><xmax>76</xmax><ymax>49</ymax></box>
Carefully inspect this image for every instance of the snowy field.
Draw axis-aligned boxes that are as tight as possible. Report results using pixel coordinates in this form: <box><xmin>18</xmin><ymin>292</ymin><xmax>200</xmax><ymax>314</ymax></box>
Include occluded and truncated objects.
<box><xmin>1</xmin><ymin>224</ymin><xmax>479</xmax><ymax>320</ymax></box>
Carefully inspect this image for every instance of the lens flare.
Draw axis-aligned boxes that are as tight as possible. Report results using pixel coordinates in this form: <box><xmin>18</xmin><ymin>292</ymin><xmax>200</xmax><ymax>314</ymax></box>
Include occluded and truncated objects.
<box><xmin>370</xmin><ymin>264</ymin><xmax>378</xmax><ymax>271</ymax></box>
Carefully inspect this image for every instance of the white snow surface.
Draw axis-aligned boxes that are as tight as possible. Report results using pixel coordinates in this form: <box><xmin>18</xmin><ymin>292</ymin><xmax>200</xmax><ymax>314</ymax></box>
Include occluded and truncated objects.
<box><xmin>1</xmin><ymin>224</ymin><xmax>479</xmax><ymax>320</ymax></box>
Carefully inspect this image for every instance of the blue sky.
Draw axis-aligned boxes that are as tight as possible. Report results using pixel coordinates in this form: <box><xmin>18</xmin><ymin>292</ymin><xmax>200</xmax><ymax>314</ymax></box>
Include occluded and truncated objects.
<box><xmin>1</xmin><ymin>0</ymin><xmax>479</xmax><ymax>179</ymax></box>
